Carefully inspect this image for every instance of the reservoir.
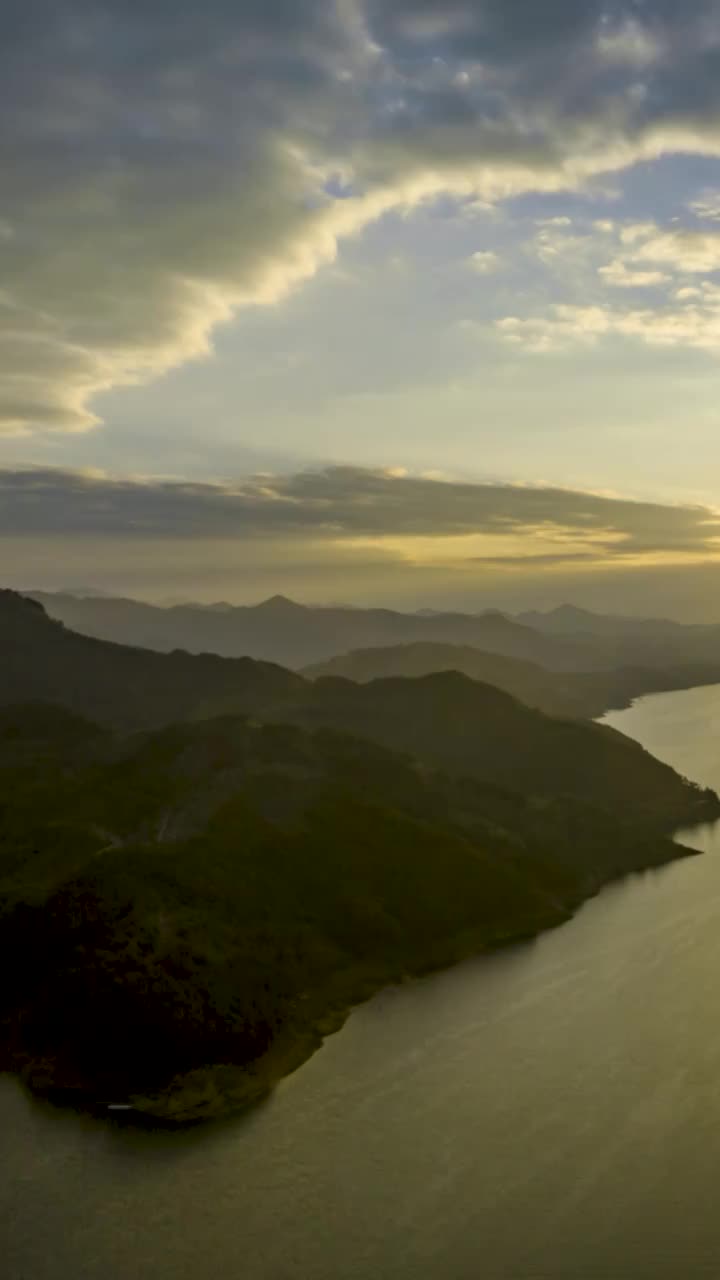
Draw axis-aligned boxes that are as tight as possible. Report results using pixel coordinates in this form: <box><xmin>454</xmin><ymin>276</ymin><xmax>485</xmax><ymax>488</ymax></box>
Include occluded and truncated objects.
<box><xmin>3</xmin><ymin>682</ymin><xmax>720</xmax><ymax>1279</ymax></box>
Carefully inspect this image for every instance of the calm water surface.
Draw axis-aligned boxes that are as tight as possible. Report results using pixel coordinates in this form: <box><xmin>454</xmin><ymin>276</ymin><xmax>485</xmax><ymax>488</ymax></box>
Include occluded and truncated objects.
<box><xmin>4</xmin><ymin>683</ymin><xmax>720</xmax><ymax>1279</ymax></box>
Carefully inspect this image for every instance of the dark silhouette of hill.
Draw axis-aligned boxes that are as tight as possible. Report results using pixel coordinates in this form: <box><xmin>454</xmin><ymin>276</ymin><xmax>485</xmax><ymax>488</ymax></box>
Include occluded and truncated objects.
<box><xmin>1</xmin><ymin>705</ymin><xmax>714</xmax><ymax>1121</ymax></box>
<box><xmin>302</xmin><ymin>642</ymin><xmax>720</xmax><ymax>721</ymax></box>
<box><xmin>1</xmin><ymin>592</ymin><xmax>717</xmax><ymax>1120</ymax></box>
<box><xmin>1</xmin><ymin>590</ymin><xmax>712</xmax><ymax>829</ymax></box>
<box><xmin>0</xmin><ymin>590</ymin><xmax>303</xmax><ymax>732</ymax></box>
<box><xmin>28</xmin><ymin>590</ymin><xmax>608</xmax><ymax>671</ymax></box>
<box><xmin>269</xmin><ymin>672</ymin><xmax>711</xmax><ymax>831</ymax></box>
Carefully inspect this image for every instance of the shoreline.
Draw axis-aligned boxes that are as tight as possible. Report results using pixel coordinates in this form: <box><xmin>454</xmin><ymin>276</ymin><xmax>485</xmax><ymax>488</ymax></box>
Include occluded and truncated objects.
<box><xmin>4</xmin><ymin>829</ymin><xmax>708</xmax><ymax>1128</ymax></box>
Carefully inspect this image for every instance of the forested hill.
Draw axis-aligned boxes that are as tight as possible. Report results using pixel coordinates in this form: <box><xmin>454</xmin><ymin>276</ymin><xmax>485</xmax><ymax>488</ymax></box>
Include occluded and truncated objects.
<box><xmin>0</xmin><ymin>590</ymin><xmax>712</xmax><ymax>829</ymax></box>
<box><xmin>270</xmin><ymin>672</ymin><xmax>712</xmax><ymax>831</ymax></box>
<box><xmin>1</xmin><ymin>592</ymin><xmax>718</xmax><ymax>1121</ymax></box>
<box><xmin>303</xmin><ymin>642</ymin><xmax>720</xmax><ymax>722</ymax></box>
<box><xmin>0</xmin><ymin>705</ymin><xmax>714</xmax><ymax>1121</ymax></box>
<box><xmin>0</xmin><ymin>590</ymin><xmax>303</xmax><ymax>731</ymax></box>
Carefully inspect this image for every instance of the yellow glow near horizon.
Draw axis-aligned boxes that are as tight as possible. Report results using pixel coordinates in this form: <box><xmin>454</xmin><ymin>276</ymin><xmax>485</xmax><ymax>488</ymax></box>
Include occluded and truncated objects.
<box><xmin>340</xmin><ymin>531</ymin><xmax>720</xmax><ymax>572</ymax></box>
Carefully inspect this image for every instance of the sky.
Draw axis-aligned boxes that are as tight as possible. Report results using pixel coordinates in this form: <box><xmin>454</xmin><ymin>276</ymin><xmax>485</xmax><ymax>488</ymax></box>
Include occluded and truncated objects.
<box><xmin>4</xmin><ymin>0</ymin><xmax>720</xmax><ymax>616</ymax></box>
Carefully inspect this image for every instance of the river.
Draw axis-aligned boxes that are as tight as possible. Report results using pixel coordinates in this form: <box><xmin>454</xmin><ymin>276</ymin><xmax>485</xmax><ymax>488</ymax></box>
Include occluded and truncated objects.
<box><xmin>3</xmin><ymin>683</ymin><xmax>720</xmax><ymax>1279</ymax></box>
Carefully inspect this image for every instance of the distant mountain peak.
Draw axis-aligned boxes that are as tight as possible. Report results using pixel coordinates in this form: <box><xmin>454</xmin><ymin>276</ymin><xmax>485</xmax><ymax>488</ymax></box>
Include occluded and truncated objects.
<box><xmin>548</xmin><ymin>604</ymin><xmax>594</xmax><ymax>618</ymax></box>
<box><xmin>255</xmin><ymin>595</ymin><xmax>305</xmax><ymax>612</ymax></box>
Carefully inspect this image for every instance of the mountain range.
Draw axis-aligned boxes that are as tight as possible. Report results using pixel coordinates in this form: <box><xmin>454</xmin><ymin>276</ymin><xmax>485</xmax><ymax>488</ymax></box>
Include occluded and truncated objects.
<box><xmin>29</xmin><ymin>590</ymin><xmax>720</xmax><ymax>675</ymax></box>
<box><xmin>1</xmin><ymin>588</ymin><xmax>718</xmax><ymax>1121</ymax></box>
<box><xmin>516</xmin><ymin>603</ymin><xmax>702</xmax><ymax>639</ymax></box>
<box><xmin>27</xmin><ymin>590</ymin><xmax>611</xmax><ymax>670</ymax></box>
<box><xmin>0</xmin><ymin>590</ymin><xmax>709</xmax><ymax>824</ymax></box>
<box><xmin>303</xmin><ymin>642</ymin><xmax>720</xmax><ymax>721</ymax></box>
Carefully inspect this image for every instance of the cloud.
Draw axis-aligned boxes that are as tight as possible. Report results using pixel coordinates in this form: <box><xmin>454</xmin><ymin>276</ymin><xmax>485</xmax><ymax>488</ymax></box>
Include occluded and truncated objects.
<box><xmin>598</xmin><ymin>261</ymin><xmax>670</xmax><ymax>288</ymax></box>
<box><xmin>468</xmin><ymin>250</ymin><xmax>502</xmax><ymax>274</ymax></box>
<box><xmin>691</xmin><ymin>191</ymin><xmax>720</xmax><ymax>222</ymax></box>
<box><xmin>526</xmin><ymin>217</ymin><xmax>720</xmax><ymax>285</ymax></box>
<box><xmin>529</xmin><ymin>219</ymin><xmax>604</xmax><ymax>274</ymax></box>
<box><xmin>595</xmin><ymin>18</ymin><xmax>665</xmax><ymax>69</ymax></box>
<box><xmin>0</xmin><ymin>0</ymin><xmax>381</xmax><ymax>435</ymax></box>
<box><xmin>498</xmin><ymin>282</ymin><xmax>720</xmax><ymax>355</ymax></box>
<box><xmin>470</xmin><ymin>551</ymin><xmax>606</xmax><ymax>566</ymax></box>
<box><xmin>7</xmin><ymin>1</ymin><xmax>720</xmax><ymax>434</ymax></box>
<box><xmin>618</xmin><ymin>223</ymin><xmax>720</xmax><ymax>273</ymax></box>
<box><xmin>2</xmin><ymin>465</ymin><xmax>719</xmax><ymax>564</ymax></box>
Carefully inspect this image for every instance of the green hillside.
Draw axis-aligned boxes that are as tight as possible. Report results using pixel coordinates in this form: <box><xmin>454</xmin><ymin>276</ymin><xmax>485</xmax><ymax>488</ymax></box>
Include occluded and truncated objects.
<box><xmin>303</xmin><ymin>641</ymin><xmax>720</xmax><ymax>721</ymax></box>
<box><xmin>1</xmin><ymin>592</ymin><xmax>711</xmax><ymax>828</ymax></box>
<box><xmin>275</xmin><ymin>672</ymin><xmax>711</xmax><ymax>830</ymax></box>
<box><xmin>0</xmin><ymin>590</ymin><xmax>302</xmax><ymax>731</ymax></box>
<box><xmin>2</xmin><ymin>592</ymin><xmax>718</xmax><ymax>1122</ymax></box>
<box><xmin>1</xmin><ymin>705</ymin><xmax>711</xmax><ymax>1122</ymax></box>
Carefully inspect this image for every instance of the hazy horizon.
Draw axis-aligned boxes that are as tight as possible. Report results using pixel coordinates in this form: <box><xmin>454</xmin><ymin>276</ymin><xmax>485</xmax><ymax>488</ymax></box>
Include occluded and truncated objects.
<box><xmin>14</xmin><ymin>568</ymin><xmax>720</xmax><ymax>625</ymax></box>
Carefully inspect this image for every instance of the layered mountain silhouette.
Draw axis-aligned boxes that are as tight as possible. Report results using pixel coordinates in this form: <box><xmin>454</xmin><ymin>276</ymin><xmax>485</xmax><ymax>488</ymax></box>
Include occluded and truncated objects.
<box><xmin>29</xmin><ymin>589</ymin><xmax>720</xmax><ymax>673</ymax></box>
<box><xmin>29</xmin><ymin>590</ymin><xmax>609</xmax><ymax>670</ymax></box>
<box><xmin>303</xmin><ymin>642</ymin><xmax>720</xmax><ymax>721</ymax></box>
<box><xmin>515</xmin><ymin>604</ymin><xmax>720</xmax><ymax>663</ymax></box>
<box><xmin>516</xmin><ymin>603</ymin><xmax>695</xmax><ymax>638</ymax></box>
<box><xmin>1</xmin><ymin>590</ymin><xmax>711</xmax><ymax>825</ymax></box>
<box><xmin>1</xmin><ymin>590</ymin><xmax>303</xmax><ymax>731</ymax></box>
<box><xmin>2</xmin><ymin>589</ymin><xmax>718</xmax><ymax>1119</ymax></box>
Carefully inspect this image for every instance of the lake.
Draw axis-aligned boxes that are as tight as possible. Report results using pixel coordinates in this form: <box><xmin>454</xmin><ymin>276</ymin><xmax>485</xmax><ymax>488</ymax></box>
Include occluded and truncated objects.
<box><xmin>3</xmin><ymin>682</ymin><xmax>720</xmax><ymax>1279</ymax></box>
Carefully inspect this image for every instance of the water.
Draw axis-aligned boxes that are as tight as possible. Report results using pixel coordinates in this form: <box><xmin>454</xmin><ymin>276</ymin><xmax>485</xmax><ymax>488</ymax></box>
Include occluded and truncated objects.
<box><xmin>3</xmin><ymin>683</ymin><xmax>720</xmax><ymax>1280</ymax></box>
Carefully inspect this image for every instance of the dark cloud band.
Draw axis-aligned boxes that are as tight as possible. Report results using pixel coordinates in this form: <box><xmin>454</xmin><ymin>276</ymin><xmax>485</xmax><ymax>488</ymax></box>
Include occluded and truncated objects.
<box><xmin>1</xmin><ymin>465</ymin><xmax>718</xmax><ymax>560</ymax></box>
